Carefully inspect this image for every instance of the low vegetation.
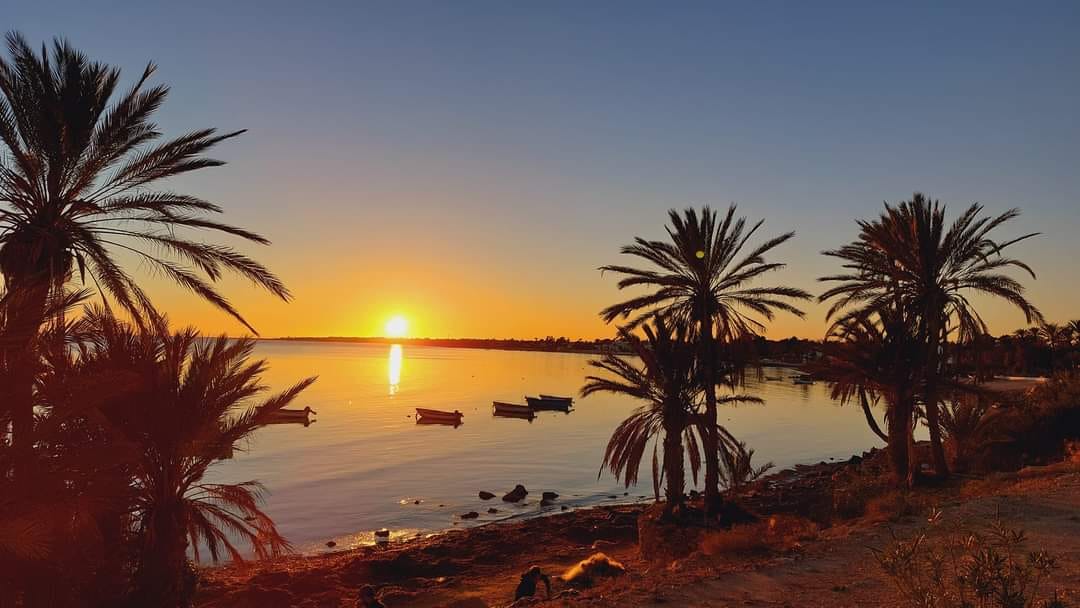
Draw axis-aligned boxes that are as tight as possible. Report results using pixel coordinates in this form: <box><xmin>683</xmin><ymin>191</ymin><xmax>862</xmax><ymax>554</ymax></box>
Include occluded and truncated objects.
<box><xmin>874</xmin><ymin>507</ymin><xmax>1065</xmax><ymax>608</ymax></box>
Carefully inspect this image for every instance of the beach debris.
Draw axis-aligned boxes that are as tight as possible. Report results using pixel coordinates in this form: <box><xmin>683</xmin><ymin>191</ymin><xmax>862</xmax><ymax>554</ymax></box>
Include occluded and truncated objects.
<box><xmin>358</xmin><ymin>584</ymin><xmax>385</xmax><ymax>608</ymax></box>
<box><xmin>460</xmin><ymin>511</ymin><xmax>479</xmax><ymax>519</ymax></box>
<box><xmin>542</xmin><ymin>491</ymin><xmax>559</xmax><ymax>501</ymax></box>
<box><xmin>560</xmin><ymin>553</ymin><xmax>626</xmax><ymax>588</ymax></box>
<box><xmin>374</xmin><ymin>529</ymin><xmax>391</xmax><ymax>540</ymax></box>
<box><xmin>479</xmin><ymin>491</ymin><xmax>496</xmax><ymax>500</ymax></box>
<box><xmin>487</xmin><ymin>507</ymin><xmax>499</xmax><ymax>514</ymax></box>
<box><xmin>514</xmin><ymin>566</ymin><xmax>552</xmax><ymax>600</ymax></box>
<box><xmin>325</xmin><ymin>541</ymin><xmax>336</xmax><ymax>548</ymax></box>
<box><xmin>561</xmin><ymin>506</ymin><xmax>568</xmax><ymax>511</ymax></box>
<box><xmin>503</xmin><ymin>484</ymin><xmax>529</xmax><ymax>502</ymax></box>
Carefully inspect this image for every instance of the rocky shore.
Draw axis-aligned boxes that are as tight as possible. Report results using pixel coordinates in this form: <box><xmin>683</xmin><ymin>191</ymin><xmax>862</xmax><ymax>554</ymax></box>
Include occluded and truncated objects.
<box><xmin>196</xmin><ymin>453</ymin><xmax>1080</xmax><ymax>607</ymax></box>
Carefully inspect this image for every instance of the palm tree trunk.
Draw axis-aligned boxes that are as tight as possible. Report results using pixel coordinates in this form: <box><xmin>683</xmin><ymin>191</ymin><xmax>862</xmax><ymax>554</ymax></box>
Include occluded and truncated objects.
<box><xmin>132</xmin><ymin>508</ymin><xmax>188</xmax><ymax>608</ymax></box>
<box><xmin>923</xmin><ymin>314</ymin><xmax>950</xmax><ymax>478</ymax></box>
<box><xmin>699</xmin><ymin>315</ymin><xmax>722</xmax><ymax>515</ymax></box>
<box><xmin>1</xmin><ymin>276</ymin><xmax>50</xmax><ymax>480</ymax></box>
<box><xmin>887</xmin><ymin>396</ymin><xmax>914</xmax><ymax>488</ymax></box>
<box><xmin>662</xmin><ymin>411</ymin><xmax>685</xmax><ymax>515</ymax></box>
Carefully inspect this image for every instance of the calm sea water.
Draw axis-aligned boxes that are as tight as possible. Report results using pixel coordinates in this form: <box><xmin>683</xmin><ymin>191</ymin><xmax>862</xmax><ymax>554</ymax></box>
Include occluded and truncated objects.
<box><xmin>203</xmin><ymin>340</ymin><xmax>882</xmax><ymax>556</ymax></box>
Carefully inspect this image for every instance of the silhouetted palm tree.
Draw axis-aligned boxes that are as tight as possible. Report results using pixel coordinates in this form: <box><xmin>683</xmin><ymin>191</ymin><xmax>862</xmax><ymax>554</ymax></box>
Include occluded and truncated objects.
<box><xmin>1068</xmin><ymin>320</ymin><xmax>1080</xmax><ymax>345</ymax></box>
<box><xmin>820</xmin><ymin>194</ymin><xmax>1041</xmax><ymax>478</ymax></box>
<box><xmin>599</xmin><ymin>205</ymin><xmax>808</xmax><ymax>511</ymax></box>
<box><xmin>66</xmin><ymin>309</ymin><xmax>315</xmax><ymax>607</ymax></box>
<box><xmin>582</xmin><ymin>316</ymin><xmax>701</xmax><ymax>516</ymax></box>
<box><xmin>0</xmin><ymin>32</ymin><xmax>289</xmax><ymax>471</ymax></box>
<box><xmin>0</xmin><ymin>289</ymin><xmax>113</xmax><ymax>605</ymax></box>
<box><xmin>813</xmin><ymin>312</ymin><xmax>920</xmax><ymax>486</ymax></box>
<box><xmin>1037</xmin><ymin>322</ymin><xmax>1070</xmax><ymax>370</ymax></box>
<box><xmin>717</xmin><ymin>439</ymin><xmax>773</xmax><ymax>491</ymax></box>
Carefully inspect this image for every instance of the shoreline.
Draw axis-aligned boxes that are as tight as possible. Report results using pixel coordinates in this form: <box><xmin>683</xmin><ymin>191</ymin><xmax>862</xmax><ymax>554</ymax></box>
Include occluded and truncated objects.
<box><xmin>196</xmin><ymin>454</ymin><xmax>1080</xmax><ymax>607</ymax></box>
<box><xmin>265</xmin><ymin>337</ymin><xmax>817</xmax><ymax>367</ymax></box>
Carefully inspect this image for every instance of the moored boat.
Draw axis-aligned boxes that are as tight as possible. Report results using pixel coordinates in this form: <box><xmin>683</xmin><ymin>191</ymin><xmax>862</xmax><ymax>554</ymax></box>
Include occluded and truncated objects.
<box><xmin>265</xmin><ymin>406</ymin><xmax>317</xmax><ymax>425</ymax></box>
<box><xmin>525</xmin><ymin>396</ymin><xmax>572</xmax><ymax>411</ymax></box>
<box><xmin>793</xmin><ymin>374</ymin><xmax>815</xmax><ymax>385</ymax></box>
<box><xmin>493</xmin><ymin>401</ymin><xmax>535</xmax><ymax>418</ymax></box>
<box><xmin>415</xmin><ymin>407</ymin><xmax>464</xmax><ymax>422</ymax></box>
<box><xmin>538</xmin><ymin>394</ymin><xmax>573</xmax><ymax>403</ymax></box>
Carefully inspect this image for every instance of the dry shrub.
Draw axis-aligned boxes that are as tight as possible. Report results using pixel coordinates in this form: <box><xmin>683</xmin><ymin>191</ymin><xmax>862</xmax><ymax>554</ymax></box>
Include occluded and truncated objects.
<box><xmin>701</xmin><ymin>515</ymin><xmax>816</xmax><ymax>556</ymax></box>
<box><xmin>873</xmin><ymin>508</ymin><xmax>1064</xmax><ymax>608</ymax></box>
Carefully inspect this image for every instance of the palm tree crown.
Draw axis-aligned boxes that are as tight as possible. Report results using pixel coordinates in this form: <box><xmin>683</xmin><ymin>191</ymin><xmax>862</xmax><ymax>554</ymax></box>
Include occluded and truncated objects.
<box><xmin>0</xmin><ymin>32</ymin><xmax>288</xmax><ymax>332</ymax></box>
<box><xmin>600</xmin><ymin>205</ymin><xmax>809</xmax><ymax>337</ymax></box>
<box><xmin>819</xmin><ymin>194</ymin><xmax>1042</xmax><ymax>338</ymax></box>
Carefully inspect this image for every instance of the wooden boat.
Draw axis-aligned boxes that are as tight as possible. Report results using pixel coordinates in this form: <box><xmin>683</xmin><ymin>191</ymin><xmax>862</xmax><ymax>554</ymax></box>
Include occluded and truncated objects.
<box><xmin>793</xmin><ymin>374</ymin><xmax>815</xmax><ymax>385</ymax></box>
<box><xmin>416</xmin><ymin>416</ymin><xmax>462</xmax><ymax>427</ymax></box>
<box><xmin>538</xmin><ymin>394</ymin><xmax>573</xmax><ymax>403</ymax></box>
<box><xmin>493</xmin><ymin>401</ymin><xmax>535</xmax><ymax>419</ymax></box>
<box><xmin>265</xmin><ymin>406</ymin><xmax>317</xmax><ymax>425</ymax></box>
<box><xmin>525</xmin><ymin>396</ymin><xmax>572</xmax><ymax>411</ymax></box>
<box><xmin>415</xmin><ymin>408</ymin><xmax>464</xmax><ymax>423</ymax></box>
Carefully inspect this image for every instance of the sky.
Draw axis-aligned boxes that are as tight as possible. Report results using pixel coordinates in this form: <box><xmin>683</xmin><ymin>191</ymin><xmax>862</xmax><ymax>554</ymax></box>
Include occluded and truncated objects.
<box><xmin>7</xmin><ymin>1</ymin><xmax>1080</xmax><ymax>339</ymax></box>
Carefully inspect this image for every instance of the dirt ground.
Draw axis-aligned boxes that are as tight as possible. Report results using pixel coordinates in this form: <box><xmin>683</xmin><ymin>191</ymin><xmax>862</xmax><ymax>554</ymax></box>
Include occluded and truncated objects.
<box><xmin>197</xmin><ymin>462</ymin><xmax>1080</xmax><ymax>608</ymax></box>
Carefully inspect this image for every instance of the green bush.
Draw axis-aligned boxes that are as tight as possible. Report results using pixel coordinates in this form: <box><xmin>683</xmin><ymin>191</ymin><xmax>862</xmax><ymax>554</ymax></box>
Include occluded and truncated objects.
<box><xmin>873</xmin><ymin>507</ymin><xmax>1064</xmax><ymax>608</ymax></box>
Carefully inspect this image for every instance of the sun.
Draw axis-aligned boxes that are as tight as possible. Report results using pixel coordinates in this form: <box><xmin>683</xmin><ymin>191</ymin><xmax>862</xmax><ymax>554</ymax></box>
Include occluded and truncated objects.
<box><xmin>384</xmin><ymin>315</ymin><xmax>409</xmax><ymax>338</ymax></box>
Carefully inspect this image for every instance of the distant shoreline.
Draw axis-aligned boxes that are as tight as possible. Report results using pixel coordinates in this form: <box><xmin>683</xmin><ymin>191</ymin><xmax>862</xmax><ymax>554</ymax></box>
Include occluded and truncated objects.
<box><xmin>267</xmin><ymin>336</ymin><xmax>624</xmax><ymax>355</ymax></box>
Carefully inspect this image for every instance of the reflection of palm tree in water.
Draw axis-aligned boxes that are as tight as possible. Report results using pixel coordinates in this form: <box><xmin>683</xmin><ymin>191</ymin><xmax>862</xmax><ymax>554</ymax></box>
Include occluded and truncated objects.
<box><xmin>388</xmin><ymin>344</ymin><xmax>403</xmax><ymax>395</ymax></box>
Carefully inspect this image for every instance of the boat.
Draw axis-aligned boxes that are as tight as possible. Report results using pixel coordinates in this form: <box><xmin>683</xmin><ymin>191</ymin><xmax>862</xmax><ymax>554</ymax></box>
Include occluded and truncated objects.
<box><xmin>764</xmin><ymin>375</ymin><xmax>783</xmax><ymax>381</ymax></box>
<box><xmin>415</xmin><ymin>408</ymin><xmax>464</xmax><ymax>423</ymax></box>
<box><xmin>493</xmin><ymin>401</ymin><xmax>535</xmax><ymax>419</ymax></box>
<box><xmin>793</xmin><ymin>374</ymin><xmax>815</xmax><ymax>385</ymax></box>
<box><xmin>265</xmin><ymin>406</ymin><xmax>317</xmax><ymax>425</ymax></box>
<box><xmin>416</xmin><ymin>416</ymin><xmax>462</xmax><ymax>427</ymax></box>
<box><xmin>525</xmin><ymin>396</ymin><xmax>572</xmax><ymax>411</ymax></box>
<box><xmin>538</xmin><ymin>394</ymin><xmax>574</xmax><ymax>404</ymax></box>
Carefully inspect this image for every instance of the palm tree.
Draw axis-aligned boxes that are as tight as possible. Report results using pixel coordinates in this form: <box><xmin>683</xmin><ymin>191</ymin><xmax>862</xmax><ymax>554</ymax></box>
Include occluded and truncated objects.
<box><xmin>717</xmin><ymin>439</ymin><xmax>773</xmax><ymax>491</ymax></box>
<box><xmin>582</xmin><ymin>316</ymin><xmax>702</xmax><ymax>516</ymax></box>
<box><xmin>62</xmin><ymin>309</ymin><xmax>315</xmax><ymax>607</ymax></box>
<box><xmin>1037</xmin><ymin>322</ymin><xmax>1070</xmax><ymax>371</ymax></box>
<box><xmin>820</xmin><ymin>193</ymin><xmax>1041</xmax><ymax>478</ymax></box>
<box><xmin>0</xmin><ymin>289</ymin><xmax>115</xmax><ymax>605</ymax></box>
<box><xmin>1068</xmin><ymin>320</ymin><xmax>1080</xmax><ymax>345</ymax></box>
<box><xmin>599</xmin><ymin>205</ymin><xmax>809</xmax><ymax>512</ymax></box>
<box><xmin>813</xmin><ymin>312</ymin><xmax>920</xmax><ymax>486</ymax></box>
<box><xmin>0</xmin><ymin>32</ymin><xmax>289</xmax><ymax>471</ymax></box>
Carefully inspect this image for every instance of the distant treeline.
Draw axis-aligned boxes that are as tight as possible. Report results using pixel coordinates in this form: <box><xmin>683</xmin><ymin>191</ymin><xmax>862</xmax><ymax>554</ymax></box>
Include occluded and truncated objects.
<box><xmin>273</xmin><ymin>331</ymin><xmax>1079</xmax><ymax>377</ymax></box>
<box><xmin>272</xmin><ymin>335</ymin><xmax>824</xmax><ymax>360</ymax></box>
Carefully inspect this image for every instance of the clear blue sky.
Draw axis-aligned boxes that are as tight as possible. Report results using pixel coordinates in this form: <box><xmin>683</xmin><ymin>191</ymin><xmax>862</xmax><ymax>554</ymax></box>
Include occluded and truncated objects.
<box><xmin>8</xmin><ymin>1</ymin><xmax>1080</xmax><ymax>338</ymax></box>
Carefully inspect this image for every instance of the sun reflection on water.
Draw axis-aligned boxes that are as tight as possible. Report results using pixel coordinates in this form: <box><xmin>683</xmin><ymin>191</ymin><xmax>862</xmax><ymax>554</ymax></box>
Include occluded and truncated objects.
<box><xmin>388</xmin><ymin>344</ymin><xmax>403</xmax><ymax>395</ymax></box>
